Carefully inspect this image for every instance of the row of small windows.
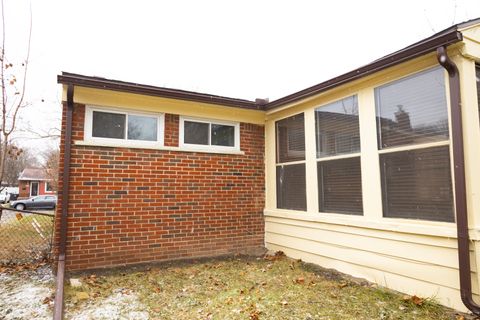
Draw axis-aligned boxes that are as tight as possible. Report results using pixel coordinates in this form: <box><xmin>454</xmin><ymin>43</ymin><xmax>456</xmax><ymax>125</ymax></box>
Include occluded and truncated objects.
<box><xmin>86</xmin><ymin>108</ymin><xmax>239</xmax><ymax>150</ymax></box>
<box><xmin>275</xmin><ymin>67</ymin><xmax>454</xmax><ymax>223</ymax></box>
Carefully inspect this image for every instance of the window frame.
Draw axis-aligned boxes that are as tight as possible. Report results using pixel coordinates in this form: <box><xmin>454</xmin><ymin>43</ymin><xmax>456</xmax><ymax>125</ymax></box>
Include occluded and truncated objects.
<box><xmin>179</xmin><ymin>116</ymin><xmax>240</xmax><ymax>152</ymax></box>
<box><xmin>45</xmin><ymin>181</ymin><xmax>53</xmax><ymax>192</ymax></box>
<box><xmin>314</xmin><ymin>95</ymin><xmax>363</xmax><ymax>215</ymax></box>
<box><xmin>374</xmin><ymin>67</ymin><xmax>454</xmax><ymax>223</ymax></box>
<box><xmin>84</xmin><ymin>105</ymin><xmax>164</xmax><ymax>148</ymax></box>
<box><xmin>275</xmin><ymin>112</ymin><xmax>307</xmax><ymax>211</ymax></box>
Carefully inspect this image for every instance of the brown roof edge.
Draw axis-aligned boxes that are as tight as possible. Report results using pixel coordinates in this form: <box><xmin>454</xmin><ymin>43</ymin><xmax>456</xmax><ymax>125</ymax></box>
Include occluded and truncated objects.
<box><xmin>57</xmin><ymin>72</ymin><xmax>265</xmax><ymax>111</ymax></box>
<box><xmin>265</xmin><ymin>27</ymin><xmax>464</xmax><ymax>110</ymax></box>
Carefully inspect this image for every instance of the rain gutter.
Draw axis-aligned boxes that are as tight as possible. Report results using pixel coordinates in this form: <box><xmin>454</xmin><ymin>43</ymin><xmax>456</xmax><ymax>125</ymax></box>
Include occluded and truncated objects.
<box><xmin>437</xmin><ymin>46</ymin><xmax>480</xmax><ymax>315</ymax></box>
<box><xmin>53</xmin><ymin>84</ymin><xmax>74</xmax><ymax>320</ymax></box>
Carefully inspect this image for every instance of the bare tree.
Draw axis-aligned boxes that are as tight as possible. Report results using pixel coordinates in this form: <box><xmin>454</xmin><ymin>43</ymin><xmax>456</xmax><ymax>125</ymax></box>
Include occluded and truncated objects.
<box><xmin>2</xmin><ymin>145</ymin><xmax>37</xmax><ymax>186</ymax></box>
<box><xmin>0</xmin><ymin>0</ymin><xmax>32</xmax><ymax>188</ymax></box>
<box><xmin>41</xmin><ymin>147</ymin><xmax>59</xmax><ymax>191</ymax></box>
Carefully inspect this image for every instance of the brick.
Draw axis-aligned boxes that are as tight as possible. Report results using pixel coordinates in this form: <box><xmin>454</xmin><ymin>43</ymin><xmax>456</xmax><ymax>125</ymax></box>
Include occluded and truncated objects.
<box><xmin>54</xmin><ymin>106</ymin><xmax>265</xmax><ymax>271</ymax></box>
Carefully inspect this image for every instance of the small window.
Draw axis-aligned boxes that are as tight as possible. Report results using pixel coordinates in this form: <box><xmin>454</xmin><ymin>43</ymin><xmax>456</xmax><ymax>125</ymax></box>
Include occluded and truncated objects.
<box><xmin>86</xmin><ymin>106</ymin><xmax>164</xmax><ymax>147</ymax></box>
<box><xmin>45</xmin><ymin>182</ymin><xmax>53</xmax><ymax>192</ymax></box>
<box><xmin>92</xmin><ymin>111</ymin><xmax>125</xmax><ymax>139</ymax></box>
<box><xmin>180</xmin><ymin>117</ymin><xmax>239</xmax><ymax>151</ymax></box>
<box><xmin>275</xmin><ymin>113</ymin><xmax>306</xmax><ymax>211</ymax></box>
<box><xmin>127</xmin><ymin>115</ymin><xmax>158</xmax><ymax>141</ymax></box>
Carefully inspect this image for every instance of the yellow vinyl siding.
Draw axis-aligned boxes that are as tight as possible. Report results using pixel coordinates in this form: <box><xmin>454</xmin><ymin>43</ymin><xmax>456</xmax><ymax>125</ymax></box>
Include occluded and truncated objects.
<box><xmin>265</xmin><ymin>23</ymin><xmax>480</xmax><ymax>311</ymax></box>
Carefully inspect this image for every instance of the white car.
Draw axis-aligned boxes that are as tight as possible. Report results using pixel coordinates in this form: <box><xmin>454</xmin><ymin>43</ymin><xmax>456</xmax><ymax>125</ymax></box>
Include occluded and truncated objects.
<box><xmin>0</xmin><ymin>187</ymin><xmax>19</xmax><ymax>204</ymax></box>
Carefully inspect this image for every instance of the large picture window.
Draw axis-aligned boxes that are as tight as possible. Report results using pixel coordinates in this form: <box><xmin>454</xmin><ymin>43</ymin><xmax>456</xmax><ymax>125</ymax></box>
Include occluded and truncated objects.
<box><xmin>315</xmin><ymin>96</ymin><xmax>363</xmax><ymax>215</ymax></box>
<box><xmin>375</xmin><ymin>67</ymin><xmax>453</xmax><ymax>222</ymax></box>
<box><xmin>276</xmin><ymin>113</ymin><xmax>306</xmax><ymax>210</ymax></box>
<box><xmin>85</xmin><ymin>106</ymin><xmax>163</xmax><ymax>147</ymax></box>
<box><xmin>179</xmin><ymin>117</ymin><xmax>240</xmax><ymax>151</ymax></box>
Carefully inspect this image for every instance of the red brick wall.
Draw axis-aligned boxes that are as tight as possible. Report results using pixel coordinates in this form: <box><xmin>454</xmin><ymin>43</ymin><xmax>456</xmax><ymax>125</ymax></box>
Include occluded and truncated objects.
<box><xmin>164</xmin><ymin>114</ymin><xmax>179</xmax><ymax>147</ymax></box>
<box><xmin>55</xmin><ymin>103</ymin><xmax>265</xmax><ymax>271</ymax></box>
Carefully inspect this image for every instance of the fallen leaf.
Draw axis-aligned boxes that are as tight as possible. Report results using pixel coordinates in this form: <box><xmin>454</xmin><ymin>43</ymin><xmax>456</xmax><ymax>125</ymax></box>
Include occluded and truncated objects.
<box><xmin>75</xmin><ymin>292</ymin><xmax>89</xmax><ymax>300</ymax></box>
<box><xmin>294</xmin><ymin>277</ymin><xmax>305</xmax><ymax>284</ymax></box>
<box><xmin>410</xmin><ymin>295</ymin><xmax>424</xmax><ymax>306</ymax></box>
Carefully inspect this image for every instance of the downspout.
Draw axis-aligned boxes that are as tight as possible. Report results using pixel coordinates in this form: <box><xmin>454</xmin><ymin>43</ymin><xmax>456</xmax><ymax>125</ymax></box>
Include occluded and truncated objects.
<box><xmin>437</xmin><ymin>46</ymin><xmax>480</xmax><ymax>315</ymax></box>
<box><xmin>53</xmin><ymin>84</ymin><xmax>74</xmax><ymax>320</ymax></box>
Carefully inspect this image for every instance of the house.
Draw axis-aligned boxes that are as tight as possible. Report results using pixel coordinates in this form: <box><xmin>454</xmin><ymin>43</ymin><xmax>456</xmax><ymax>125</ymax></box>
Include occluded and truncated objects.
<box><xmin>54</xmin><ymin>19</ymin><xmax>480</xmax><ymax>313</ymax></box>
<box><xmin>18</xmin><ymin>168</ymin><xmax>55</xmax><ymax>199</ymax></box>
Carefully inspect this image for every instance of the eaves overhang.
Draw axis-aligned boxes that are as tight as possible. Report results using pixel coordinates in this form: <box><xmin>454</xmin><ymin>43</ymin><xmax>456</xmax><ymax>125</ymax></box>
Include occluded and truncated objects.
<box><xmin>57</xmin><ymin>72</ymin><xmax>265</xmax><ymax>111</ymax></box>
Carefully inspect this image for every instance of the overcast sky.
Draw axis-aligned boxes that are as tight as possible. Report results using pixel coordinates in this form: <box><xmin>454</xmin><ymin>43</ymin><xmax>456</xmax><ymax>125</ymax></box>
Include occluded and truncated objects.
<box><xmin>3</xmin><ymin>0</ymin><xmax>480</xmax><ymax>153</ymax></box>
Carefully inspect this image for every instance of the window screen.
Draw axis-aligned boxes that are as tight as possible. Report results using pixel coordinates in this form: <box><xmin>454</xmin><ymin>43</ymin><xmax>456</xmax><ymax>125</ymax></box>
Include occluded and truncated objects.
<box><xmin>375</xmin><ymin>68</ymin><xmax>448</xmax><ymax>149</ymax></box>
<box><xmin>276</xmin><ymin>113</ymin><xmax>305</xmax><ymax>163</ymax></box>
<box><xmin>276</xmin><ymin>164</ymin><xmax>306</xmax><ymax>211</ymax></box>
<box><xmin>315</xmin><ymin>95</ymin><xmax>360</xmax><ymax>157</ymax></box>
<box><xmin>92</xmin><ymin>111</ymin><xmax>126</xmax><ymax>139</ymax></box>
<box><xmin>318</xmin><ymin>157</ymin><xmax>363</xmax><ymax>214</ymax></box>
<box><xmin>380</xmin><ymin>146</ymin><xmax>454</xmax><ymax>222</ymax></box>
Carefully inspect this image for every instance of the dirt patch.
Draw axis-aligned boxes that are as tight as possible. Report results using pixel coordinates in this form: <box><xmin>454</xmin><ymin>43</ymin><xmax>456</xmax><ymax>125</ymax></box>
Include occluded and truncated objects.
<box><xmin>64</xmin><ymin>254</ymin><xmax>472</xmax><ymax>320</ymax></box>
<box><xmin>0</xmin><ymin>265</ymin><xmax>54</xmax><ymax>320</ymax></box>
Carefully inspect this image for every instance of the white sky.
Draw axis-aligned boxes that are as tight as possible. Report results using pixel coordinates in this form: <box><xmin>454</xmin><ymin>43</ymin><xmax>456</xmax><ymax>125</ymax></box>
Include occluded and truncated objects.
<box><xmin>3</xmin><ymin>0</ymin><xmax>480</xmax><ymax>153</ymax></box>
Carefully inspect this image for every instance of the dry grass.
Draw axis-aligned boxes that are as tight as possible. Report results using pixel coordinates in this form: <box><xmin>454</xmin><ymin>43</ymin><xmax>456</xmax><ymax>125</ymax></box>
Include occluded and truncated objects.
<box><xmin>64</xmin><ymin>253</ymin><xmax>468</xmax><ymax>320</ymax></box>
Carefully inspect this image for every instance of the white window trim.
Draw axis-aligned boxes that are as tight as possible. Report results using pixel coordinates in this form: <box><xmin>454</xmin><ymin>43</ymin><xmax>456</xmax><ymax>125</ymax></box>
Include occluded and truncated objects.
<box><xmin>84</xmin><ymin>105</ymin><xmax>165</xmax><ymax>148</ymax></box>
<box><xmin>179</xmin><ymin>116</ymin><xmax>240</xmax><ymax>152</ymax></box>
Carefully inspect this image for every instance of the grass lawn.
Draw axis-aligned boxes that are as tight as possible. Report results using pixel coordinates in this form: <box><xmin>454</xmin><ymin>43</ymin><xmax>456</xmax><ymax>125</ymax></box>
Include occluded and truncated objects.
<box><xmin>64</xmin><ymin>253</ymin><xmax>467</xmax><ymax>320</ymax></box>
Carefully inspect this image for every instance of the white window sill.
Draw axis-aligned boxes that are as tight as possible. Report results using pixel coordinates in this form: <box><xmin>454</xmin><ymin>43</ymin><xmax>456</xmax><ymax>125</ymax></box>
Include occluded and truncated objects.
<box><xmin>74</xmin><ymin>140</ymin><xmax>246</xmax><ymax>155</ymax></box>
<box><xmin>263</xmin><ymin>208</ymin><xmax>473</xmax><ymax>239</ymax></box>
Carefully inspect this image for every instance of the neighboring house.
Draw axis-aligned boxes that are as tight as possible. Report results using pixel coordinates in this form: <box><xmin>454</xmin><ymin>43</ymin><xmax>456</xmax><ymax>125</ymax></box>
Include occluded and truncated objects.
<box><xmin>55</xmin><ymin>19</ymin><xmax>480</xmax><ymax>312</ymax></box>
<box><xmin>18</xmin><ymin>168</ymin><xmax>55</xmax><ymax>199</ymax></box>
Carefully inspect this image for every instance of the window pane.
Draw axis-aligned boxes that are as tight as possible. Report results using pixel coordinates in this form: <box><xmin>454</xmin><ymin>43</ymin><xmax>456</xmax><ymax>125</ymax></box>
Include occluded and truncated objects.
<box><xmin>318</xmin><ymin>157</ymin><xmax>363</xmax><ymax>215</ymax></box>
<box><xmin>127</xmin><ymin>115</ymin><xmax>158</xmax><ymax>141</ymax></box>
<box><xmin>380</xmin><ymin>146</ymin><xmax>453</xmax><ymax>222</ymax></box>
<box><xmin>375</xmin><ymin>68</ymin><xmax>448</xmax><ymax>149</ymax></box>
<box><xmin>276</xmin><ymin>164</ymin><xmax>306</xmax><ymax>210</ymax></box>
<box><xmin>315</xmin><ymin>95</ymin><xmax>360</xmax><ymax>158</ymax></box>
<box><xmin>92</xmin><ymin>111</ymin><xmax>126</xmax><ymax>139</ymax></box>
<box><xmin>211</xmin><ymin>124</ymin><xmax>235</xmax><ymax>146</ymax></box>
<box><xmin>184</xmin><ymin>121</ymin><xmax>209</xmax><ymax>145</ymax></box>
<box><xmin>276</xmin><ymin>113</ymin><xmax>305</xmax><ymax>163</ymax></box>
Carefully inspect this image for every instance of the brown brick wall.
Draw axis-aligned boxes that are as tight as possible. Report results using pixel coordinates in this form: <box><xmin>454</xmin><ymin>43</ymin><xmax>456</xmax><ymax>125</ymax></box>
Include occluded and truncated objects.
<box><xmin>55</xmin><ymin>103</ymin><xmax>265</xmax><ymax>271</ymax></box>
